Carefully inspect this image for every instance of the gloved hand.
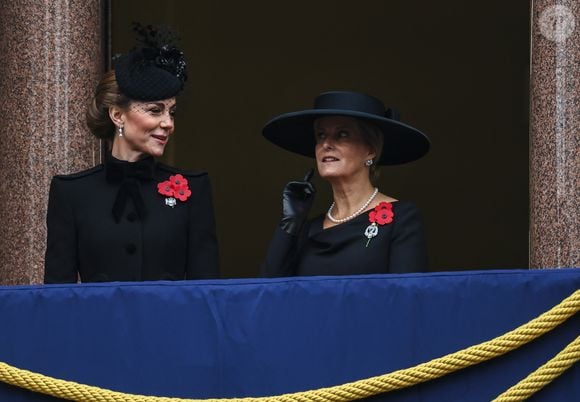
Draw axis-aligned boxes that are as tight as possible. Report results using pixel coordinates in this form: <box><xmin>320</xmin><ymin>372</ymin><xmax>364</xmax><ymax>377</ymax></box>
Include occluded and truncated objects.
<box><xmin>280</xmin><ymin>169</ymin><xmax>316</xmax><ymax>235</ymax></box>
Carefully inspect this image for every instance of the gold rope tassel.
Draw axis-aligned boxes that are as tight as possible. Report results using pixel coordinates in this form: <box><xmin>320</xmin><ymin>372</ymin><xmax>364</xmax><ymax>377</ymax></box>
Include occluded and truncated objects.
<box><xmin>0</xmin><ymin>289</ymin><xmax>578</xmax><ymax>402</ymax></box>
<box><xmin>492</xmin><ymin>335</ymin><xmax>580</xmax><ymax>402</ymax></box>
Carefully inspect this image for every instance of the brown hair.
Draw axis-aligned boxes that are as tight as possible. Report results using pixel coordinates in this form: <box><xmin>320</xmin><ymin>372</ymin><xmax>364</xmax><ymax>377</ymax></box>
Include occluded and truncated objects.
<box><xmin>86</xmin><ymin>70</ymin><xmax>131</xmax><ymax>140</ymax></box>
<box><xmin>356</xmin><ymin>118</ymin><xmax>384</xmax><ymax>183</ymax></box>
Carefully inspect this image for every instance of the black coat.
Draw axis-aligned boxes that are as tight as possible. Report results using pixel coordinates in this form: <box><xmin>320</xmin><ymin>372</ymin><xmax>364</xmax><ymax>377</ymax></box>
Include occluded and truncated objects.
<box><xmin>262</xmin><ymin>201</ymin><xmax>428</xmax><ymax>276</ymax></box>
<box><xmin>44</xmin><ymin>156</ymin><xmax>219</xmax><ymax>283</ymax></box>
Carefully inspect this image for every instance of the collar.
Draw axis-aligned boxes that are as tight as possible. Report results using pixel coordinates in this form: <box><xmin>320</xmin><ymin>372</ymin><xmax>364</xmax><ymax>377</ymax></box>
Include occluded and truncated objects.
<box><xmin>105</xmin><ymin>153</ymin><xmax>155</xmax><ymax>184</ymax></box>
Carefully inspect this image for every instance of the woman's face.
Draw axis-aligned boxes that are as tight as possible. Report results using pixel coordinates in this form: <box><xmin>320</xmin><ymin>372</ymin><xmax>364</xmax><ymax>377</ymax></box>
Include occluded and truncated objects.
<box><xmin>314</xmin><ymin>116</ymin><xmax>375</xmax><ymax>182</ymax></box>
<box><xmin>111</xmin><ymin>98</ymin><xmax>176</xmax><ymax>161</ymax></box>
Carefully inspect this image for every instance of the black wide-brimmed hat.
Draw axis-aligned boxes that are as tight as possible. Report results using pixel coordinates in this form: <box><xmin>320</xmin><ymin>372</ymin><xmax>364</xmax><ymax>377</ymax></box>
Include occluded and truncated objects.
<box><xmin>114</xmin><ymin>23</ymin><xmax>187</xmax><ymax>101</ymax></box>
<box><xmin>262</xmin><ymin>91</ymin><xmax>430</xmax><ymax>165</ymax></box>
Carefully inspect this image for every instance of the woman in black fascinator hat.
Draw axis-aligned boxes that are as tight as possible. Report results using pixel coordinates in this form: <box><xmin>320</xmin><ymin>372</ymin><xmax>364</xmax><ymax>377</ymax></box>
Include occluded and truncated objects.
<box><xmin>261</xmin><ymin>90</ymin><xmax>430</xmax><ymax>276</ymax></box>
<box><xmin>44</xmin><ymin>23</ymin><xmax>219</xmax><ymax>283</ymax></box>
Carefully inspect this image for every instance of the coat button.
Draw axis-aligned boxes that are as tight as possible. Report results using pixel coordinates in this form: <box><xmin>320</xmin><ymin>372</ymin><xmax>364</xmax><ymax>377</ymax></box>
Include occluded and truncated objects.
<box><xmin>125</xmin><ymin>243</ymin><xmax>137</xmax><ymax>254</ymax></box>
<box><xmin>127</xmin><ymin>212</ymin><xmax>137</xmax><ymax>222</ymax></box>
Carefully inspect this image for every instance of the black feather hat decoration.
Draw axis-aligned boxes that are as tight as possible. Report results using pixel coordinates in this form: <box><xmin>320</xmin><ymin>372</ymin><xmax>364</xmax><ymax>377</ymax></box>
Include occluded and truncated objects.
<box><xmin>115</xmin><ymin>22</ymin><xmax>187</xmax><ymax>101</ymax></box>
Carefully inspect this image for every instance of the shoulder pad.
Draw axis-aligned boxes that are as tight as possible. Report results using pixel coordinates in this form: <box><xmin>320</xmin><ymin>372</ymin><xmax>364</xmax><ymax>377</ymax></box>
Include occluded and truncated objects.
<box><xmin>53</xmin><ymin>165</ymin><xmax>104</xmax><ymax>180</ymax></box>
<box><xmin>157</xmin><ymin>163</ymin><xmax>208</xmax><ymax>178</ymax></box>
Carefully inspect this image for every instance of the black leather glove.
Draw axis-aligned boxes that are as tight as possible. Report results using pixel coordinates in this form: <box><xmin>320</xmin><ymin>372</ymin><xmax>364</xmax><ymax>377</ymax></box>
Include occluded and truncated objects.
<box><xmin>280</xmin><ymin>169</ymin><xmax>316</xmax><ymax>235</ymax></box>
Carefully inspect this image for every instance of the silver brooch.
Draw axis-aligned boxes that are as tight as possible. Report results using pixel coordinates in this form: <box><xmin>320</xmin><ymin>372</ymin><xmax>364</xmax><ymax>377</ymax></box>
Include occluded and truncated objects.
<box><xmin>165</xmin><ymin>197</ymin><xmax>177</xmax><ymax>207</ymax></box>
<box><xmin>364</xmin><ymin>223</ymin><xmax>378</xmax><ymax>247</ymax></box>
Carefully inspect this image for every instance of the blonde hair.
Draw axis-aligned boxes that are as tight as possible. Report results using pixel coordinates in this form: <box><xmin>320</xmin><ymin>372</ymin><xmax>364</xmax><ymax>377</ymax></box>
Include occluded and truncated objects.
<box><xmin>86</xmin><ymin>70</ymin><xmax>130</xmax><ymax>140</ymax></box>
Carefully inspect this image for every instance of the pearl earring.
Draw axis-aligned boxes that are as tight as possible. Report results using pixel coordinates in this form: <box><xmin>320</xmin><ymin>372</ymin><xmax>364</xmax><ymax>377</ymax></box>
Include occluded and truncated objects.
<box><xmin>365</xmin><ymin>159</ymin><xmax>373</xmax><ymax>167</ymax></box>
<box><xmin>118</xmin><ymin>126</ymin><xmax>124</xmax><ymax>137</ymax></box>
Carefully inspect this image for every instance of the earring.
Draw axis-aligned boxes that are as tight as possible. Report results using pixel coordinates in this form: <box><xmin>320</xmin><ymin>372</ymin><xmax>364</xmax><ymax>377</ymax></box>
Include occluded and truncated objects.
<box><xmin>118</xmin><ymin>126</ymin><xmax>124</xmax><ymax>137</ymax></box>
<box><xmin>365</xmin><ymin>159</ymin><xmax>374</xmax><ymax>167</ymax></box>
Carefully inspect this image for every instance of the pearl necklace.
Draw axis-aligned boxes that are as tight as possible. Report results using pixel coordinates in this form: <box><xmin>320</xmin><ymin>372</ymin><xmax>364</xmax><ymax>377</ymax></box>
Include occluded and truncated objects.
<box><xmin>327</xmin><ymin>187</ymin><xmax>379</xmax><ymax>223</ymax></box>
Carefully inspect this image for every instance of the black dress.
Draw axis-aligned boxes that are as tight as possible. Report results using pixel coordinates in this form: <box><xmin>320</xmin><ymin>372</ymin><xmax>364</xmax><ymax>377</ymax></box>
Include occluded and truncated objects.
<box><xmin>44</xmin><ymin>155</ymin><xmax>219</xmax><ymax>283</ymax></box>
<box><xmin>262</xmin><ymin>201</ymin><xmax>428</xmax><ymax>276</ymax></box>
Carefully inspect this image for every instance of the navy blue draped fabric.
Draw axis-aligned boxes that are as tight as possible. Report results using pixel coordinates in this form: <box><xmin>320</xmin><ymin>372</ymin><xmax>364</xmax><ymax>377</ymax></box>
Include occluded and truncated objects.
<box><xmin>0</xmin><ymin>269</ymin><xmax>578</xmax><ymax>401</ymax></box>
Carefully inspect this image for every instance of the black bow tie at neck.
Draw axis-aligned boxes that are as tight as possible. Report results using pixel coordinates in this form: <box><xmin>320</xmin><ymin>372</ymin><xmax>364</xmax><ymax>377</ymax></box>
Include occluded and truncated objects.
<box><xmin>105</xmin><ymin>155</ymin><xmax>155</xmax><ymax>223</ymax></box>
<box><xmin>105</xmin><ymin>155</ymin><xmax>155</xmax><ymax>183</ymax></box>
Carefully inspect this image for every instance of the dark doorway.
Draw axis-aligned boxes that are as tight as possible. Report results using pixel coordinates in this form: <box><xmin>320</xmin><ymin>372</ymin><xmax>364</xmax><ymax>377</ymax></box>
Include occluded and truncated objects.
<box><xmin>112</xmin><ymin>1</ymin><xmax>530</xmax><ymax>277</ymax></box>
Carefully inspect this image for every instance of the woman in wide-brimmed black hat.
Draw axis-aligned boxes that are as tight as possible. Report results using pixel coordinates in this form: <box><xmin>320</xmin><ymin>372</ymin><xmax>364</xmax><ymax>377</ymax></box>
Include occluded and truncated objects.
<box><xmin>44</xmin><ymin>24</ymin><xmax>219</xmax><ymax>283</ymax></box>
<box><xmin>261</xmin><ymin>91</ymin><xmax>429</xmax><ymax>276</ymax></box>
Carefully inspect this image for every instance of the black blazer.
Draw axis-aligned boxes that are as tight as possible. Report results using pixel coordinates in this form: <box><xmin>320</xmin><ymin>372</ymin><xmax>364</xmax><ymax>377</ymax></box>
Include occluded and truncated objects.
<box><xmin>262</xmin><ymin>201</ymin><xmax>428</xmax><ymax>276</ymax></box>
<box><xmin>44</xmin><ymin>156</ymin><xmax>219</xmax><ymax>283</ymax></box>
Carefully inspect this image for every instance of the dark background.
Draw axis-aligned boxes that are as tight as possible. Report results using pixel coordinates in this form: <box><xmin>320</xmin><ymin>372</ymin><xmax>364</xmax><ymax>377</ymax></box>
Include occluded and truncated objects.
<box><xmin>111</xmin><ymin>1</ymin><xmax>530</xmax><ymax>278</ymax></box>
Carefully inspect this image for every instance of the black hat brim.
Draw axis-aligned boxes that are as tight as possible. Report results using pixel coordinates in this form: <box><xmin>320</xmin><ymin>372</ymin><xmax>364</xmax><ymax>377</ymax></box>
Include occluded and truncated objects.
<box><xmin>263</xmin><ymin>109</ymin><xmax>430</xmax><ymax>165</ymax></box>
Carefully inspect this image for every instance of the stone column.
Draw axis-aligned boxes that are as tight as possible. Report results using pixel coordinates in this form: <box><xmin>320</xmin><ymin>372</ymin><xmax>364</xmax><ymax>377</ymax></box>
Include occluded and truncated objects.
<box><xmin>530</xmin><ymin>1</ymin><xmax>579</xmax><ymax>268</ymax></box>
<box><xmin>0</xmin><ymin>1</ymin><xmax>106</xmax><ymax>284</ymax></box>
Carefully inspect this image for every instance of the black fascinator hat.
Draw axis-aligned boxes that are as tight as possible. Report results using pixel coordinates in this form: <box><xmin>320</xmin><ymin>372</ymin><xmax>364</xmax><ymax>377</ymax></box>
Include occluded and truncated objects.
<box><xmin>114</xmin><ymin>23</ymin><xmax>187</xmax><ymax>101</ymax></box>
<box><xmin>263</xmin><ymin>91</ymin><xmax>430</xmax><ymax>165</ymax></box>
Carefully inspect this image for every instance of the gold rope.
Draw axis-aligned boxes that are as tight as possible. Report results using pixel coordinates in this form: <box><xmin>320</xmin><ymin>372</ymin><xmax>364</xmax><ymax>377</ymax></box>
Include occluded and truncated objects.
<box><xmin>0</xmin><ymin>289</ymin><xmax>578</xmax><ymax>402</ymax></box>
<box><xmin>492</xmin><ymin>335</ymin><xmax>580</xmax><ymax>401</ymax></box>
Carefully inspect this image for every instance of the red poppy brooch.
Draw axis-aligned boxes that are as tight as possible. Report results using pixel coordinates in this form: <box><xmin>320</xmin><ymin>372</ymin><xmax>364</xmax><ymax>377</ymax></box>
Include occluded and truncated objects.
<box><xmin>365</xmin><ymin>202</ymin><xmax>394</xmax><ymax>247</ymax></box>
<box><xmin>157</xmin><ymin>174</ymin><xmax>191</xmax><ymax>207</ymax></box>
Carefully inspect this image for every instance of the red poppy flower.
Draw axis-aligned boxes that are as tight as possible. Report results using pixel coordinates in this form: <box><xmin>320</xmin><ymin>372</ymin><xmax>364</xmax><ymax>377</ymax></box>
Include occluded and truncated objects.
<box><xmin>170</xmin><ymin>174</ymin><xmax>188</xmax><ymax>189</ymax></box>
<box><xmin>158</xmin><ymin>174</ymin><xmax>192</xmax><ymax>203</ymax></box>
<box><xmin>174</xmin><ymin>186</ymin><xmax>192</xmax><ymax>202</ymax></box>
<box><xmin>374</xmin><ymin>201</ymin><xmax>392</xmax><ymax>211</ymax></box>
<box><xmin>157</xmin><ymin>180</ymin><xmax>174</xmax><ymax>197</ymax></box>
<box><xmin>369</xmin><ymin>202</ymin><xmax>394</xmax><ymax>225</ymax></box>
